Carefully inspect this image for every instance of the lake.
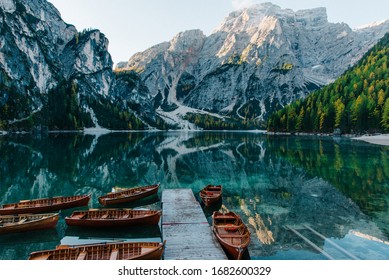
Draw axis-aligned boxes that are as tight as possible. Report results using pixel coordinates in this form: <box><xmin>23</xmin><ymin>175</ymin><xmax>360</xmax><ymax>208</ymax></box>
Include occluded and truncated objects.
<box><xmin>0</xmin><ymin>131</ymin><xmax>388</xmax><ymax>260</ymax></box>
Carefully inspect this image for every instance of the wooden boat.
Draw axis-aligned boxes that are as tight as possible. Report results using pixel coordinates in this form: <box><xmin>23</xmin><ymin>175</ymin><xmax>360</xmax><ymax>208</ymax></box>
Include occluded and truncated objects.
<box><xmin>212</xmin><ymin>211</ymin><xmax>250</xmax><ymax>260</ymax></box>
<box><xmin>199</xmin><ymin>185</ymin><xmax>222</xmax><ymax>207</ymax></box>
<box><xmin>65</xmin><ymin>209</ymin><xmax>162</xmax><ymax>227</ymax></box>
<box><xmin>0</xmin><ymin>213</ymin><xmax>59</xmax><ymax>234</ymax></box>
<box><xmin>28</xmin><ymin>241</ymin><xmax>165</xmax><ymax>260</ymax></box>
<box><xmin>98</xmin><ymin>184</ymin><xmax>160</xmax><ymax>206</ymax></box>
<box><xmin>0</xmin><ymin>195</ymin><xmax>90</xmax><ymax>215</ymax></box>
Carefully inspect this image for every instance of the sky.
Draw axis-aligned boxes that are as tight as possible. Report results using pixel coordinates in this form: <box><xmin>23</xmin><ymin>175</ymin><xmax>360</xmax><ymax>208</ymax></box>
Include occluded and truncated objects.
<box><xmin>48</xmin><ymin>0</ymin><xmax>389</xmax><ymax>65</ymax></box>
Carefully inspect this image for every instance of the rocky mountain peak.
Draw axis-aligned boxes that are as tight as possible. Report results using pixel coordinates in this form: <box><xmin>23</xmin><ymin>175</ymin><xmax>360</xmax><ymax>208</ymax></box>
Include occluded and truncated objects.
<box><xmin>115</xmin><ymin>3</ymin><xmax>389</xmax><ymax>129</ymax></box>
<box><xmin>214</xmin><ymin>3</ymin><xmax>281</xmax><ymax>34</ymax></box>
<box><xmin>295</xmin><ymin>7</ymin><xmax>328</xmax><ymax>26</ymax></box>
<box><xmin>355</xmin><ymin>19</ymin><xmax>389</xmax><ymax>39</ymax></box>
<box><xmin>63</xmin><ymin>29</ymin><xmax>113</xmax><ymax>77</ymax></box>
<box><xmin>168</xmin><ymin>29</ymin><xmax>206</xmax><ymax>53</ymax></box>
<box><xmin>214</xmin><ymin>3</ymin><xmax>328</xmax><ymax>35</ymax></box>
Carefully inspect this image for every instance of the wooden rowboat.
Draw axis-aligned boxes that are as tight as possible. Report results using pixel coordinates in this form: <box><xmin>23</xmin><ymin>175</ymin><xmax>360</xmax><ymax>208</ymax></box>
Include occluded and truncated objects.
<box><xmin>0</xmin><ymin>195</ymin><xmax>90</xmax><ymax>215</ymax></box>
<box><xmin>199</xmin><ymin>185</ymin><xmax>222</xmax><ymax>207</ymax></box>
<box><xmin>65</xmin><ymin>209</ymin><xmax>161</xmax><ymax>227</ymax></box>
<box><xmin>212</xmin><ymin>211</ymin><xmax>250</xmax><ymax>260</ymax></box>
<box><xmin>0</xmin><ymin>213</ymin><xmax>59</xmax><ymax>234</ymax></box>
<box><xmin>98</xmin><ymin>184</ymin><xmax>160</xmax><ymax>206</ymax></box>
<box><xmin>28</xmin><ymin>241</ymin><xmax>165</xmax><ymax>260</ymax></box>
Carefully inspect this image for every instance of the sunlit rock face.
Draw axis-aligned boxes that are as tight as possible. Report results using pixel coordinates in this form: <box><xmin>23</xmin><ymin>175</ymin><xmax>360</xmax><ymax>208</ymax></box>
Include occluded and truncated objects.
<box><xmin>117</xmin><ymin>3</ymin><xmax>389</xmax><ymax>125</ymax></box>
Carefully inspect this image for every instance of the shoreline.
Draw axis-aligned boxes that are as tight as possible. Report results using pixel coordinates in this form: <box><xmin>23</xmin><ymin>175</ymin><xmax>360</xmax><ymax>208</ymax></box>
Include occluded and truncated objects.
<box><xmin>352</xmin><ymin>134</ymin><xmax>389</xmax><ymax>147</ymax></box>
<box><xmin>267</xmin><ymin>131</ymin><xmax>389</xmax><ymax>147</ymax></box>
<box><xmin>1</xmin><ymin>129</ymin><xmax>388</xmax><ymax>146</ymax></box>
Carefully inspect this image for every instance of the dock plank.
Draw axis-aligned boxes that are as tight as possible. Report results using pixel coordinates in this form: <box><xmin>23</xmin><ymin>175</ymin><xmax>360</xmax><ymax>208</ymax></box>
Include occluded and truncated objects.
<box><xmin>162</xmin><ymin>189</ymin><xmax>227</xmax><ymax>260</ymax></box>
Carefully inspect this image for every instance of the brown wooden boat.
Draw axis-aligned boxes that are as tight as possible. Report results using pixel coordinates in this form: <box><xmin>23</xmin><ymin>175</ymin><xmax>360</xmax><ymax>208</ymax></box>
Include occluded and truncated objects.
<box><xmin>199</xmin><ymin>185</ymin><xmax>222</xmax><ymax>207</ymax></box>
<box><xmin>98</xmin><ymin>184</ymin><xmax>160</xmax><ymax>206</ymax></box>
<box><xmin>0</xmin><ymin>195</ymin><xmax>90</xmax><ymax>215</ymax></box>
<box><xmin>212</xmin><ymin>211</ymin><xmax>250</xmax><ymax>260</ymax></box>
<box><xmin>28</xmin><ymin>241</ymin><xmax>165</xmax><ymax>260</ymax></box>
<box><xmin>65</xmin><ymin>209</ymin><xmax>161</xmax><ymax>227</ymax></box>
<box><xmin>0</xmin><ymin>213</ymin><xmax>59</xmax><ymax>234</ymax></box>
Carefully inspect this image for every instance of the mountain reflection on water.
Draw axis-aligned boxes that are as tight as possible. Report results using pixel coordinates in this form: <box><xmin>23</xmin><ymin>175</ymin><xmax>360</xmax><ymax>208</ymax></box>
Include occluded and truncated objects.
<box><xmin>0</xmin><ymin>132</ymin><xmax>388</xmax><ymax>260</ymax></box>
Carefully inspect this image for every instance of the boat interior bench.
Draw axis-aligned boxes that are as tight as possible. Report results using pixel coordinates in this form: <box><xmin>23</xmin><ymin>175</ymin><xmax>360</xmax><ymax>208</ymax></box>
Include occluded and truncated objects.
<box><xmin>72</xmin><ymin>213</ymin><xmax>86</xmax><ymax>219</ymax></box>
<box><xmin>110</xmin><ymin>249</ymin><xmax>119</xmax><ymax>260</ymax></box>
<box><xmin>218</xmin><ymin>234</ymin><xmax>246</xmax><ymax>238</ymax></box>
<box><xmin>214</xmin><ymin>216</ymin><xmax>236</xmax><ymax>219</ymax></box>
<box><xmin>77</xmin><ymin>251</ymin><xmax>88</xmax><ymax>260</ymax></box>
<box><xmin>17</xmin><ymin>218</ymin><xmax>28</xmax><ymax>224</ymax></box>
<box><xmin>33</xmin><ymin>254</ymin><xmax>51</xmax><ymax>260</ymax></box>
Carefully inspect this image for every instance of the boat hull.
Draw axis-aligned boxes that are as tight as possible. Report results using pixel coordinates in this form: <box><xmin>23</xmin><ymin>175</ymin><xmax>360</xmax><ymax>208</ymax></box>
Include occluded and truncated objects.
<box><xmin>214</xmin><ymin>233</ymin><xmax>248</xmax><ymax>260</ymax></box>
<box><xmin>0</xmin><ymin>214</ymin><xmax>59</xmax><ymax>234</ymax></box>
<box><xmin>65</xmin><ymin>210</ymin><xmax>161</xmax><ymax>227</ymax></box>
<box><xmin>212</xmin><ymin>211</ymin><xmax>250</xmax><ymax>260</ymax></box>
<box><xmin>200</xmin><ymin>196</ymin><xmax>221</xmax><ymax>207</ymax></box>
<box><xmin>28</xmin><ymin>241</ymin><xmax>165</xmax><ymax>260</ymax></box>
<box><xmin>0</xmin><ymin>195</ymin><xmax>90</xmax><ymax>215</ymax></box>
<box><xmin>98</xmin><ymin>184</ymin><xmax>159</xmax><ymax>206</ymax></box>
<box><xmin>126</xmin><ymin>242</ymin><xmax>165</xmax><ymax>260</ymax></box>
<box><xmin>199</xmin><ymin>185</ymin><xmax>222</xmax><ymax>207</ymax></box>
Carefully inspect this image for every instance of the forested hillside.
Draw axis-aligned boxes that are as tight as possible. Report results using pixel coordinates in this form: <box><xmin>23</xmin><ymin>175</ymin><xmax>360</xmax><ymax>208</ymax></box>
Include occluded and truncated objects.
<box><xmin>268</xmin><ymin>33</ymin><xmax>389</xmax><ymax>134</ymax></box>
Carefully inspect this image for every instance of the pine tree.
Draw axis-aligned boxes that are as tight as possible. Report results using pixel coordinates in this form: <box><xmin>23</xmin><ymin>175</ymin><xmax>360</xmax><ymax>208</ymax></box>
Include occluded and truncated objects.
<box><xmin>382</xmin><ymin>98</ymin><xmax>389</xmax><ymax>131</ymax></box>
<box><xmin>295</xmin><ymin>107</ymin><xmax>304</xmax><ymax>131</ymax></box>
<box><xmin>334</xmin><ymin>99</ymin><xmax>345</xmax><ymax>129</ymax></box>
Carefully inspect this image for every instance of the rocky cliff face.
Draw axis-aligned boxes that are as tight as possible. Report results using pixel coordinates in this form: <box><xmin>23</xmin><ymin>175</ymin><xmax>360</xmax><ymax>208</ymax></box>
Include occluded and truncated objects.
<box><xmin>0</xmin><ymin>0</ymin><xmax>112</xmax><ymax>94</ymax></box>
<box><xmin>0</xmin><ymin>0</ymin><xmax>75</xmax><ymax>107</ymax></box>
<box><xmin>117</xmin><ymin>3</ymin><xmax>389</xmax><ymax>127</ymax></box>
<box><xmin>0</xmin><ymin>0</ymin><xmax>146</xmax><ymax>130</ymax></box>
<box><xmin>60</xmin><ymin>29</ymin><xmax>113</xmax><ymax>98</ymax></box>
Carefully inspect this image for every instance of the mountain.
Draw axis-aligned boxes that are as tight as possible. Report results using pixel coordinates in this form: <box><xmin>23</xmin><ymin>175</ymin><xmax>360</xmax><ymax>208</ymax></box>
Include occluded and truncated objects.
<box><xmin>117</xmin><ymin>3</ymin><xmax>389</xmax><ymax>129</ymax></box>
<box><xmin>0</xmin><ymin>0</ymin><xmax>148</xmax><ymax>131</ymax></box>
<box><xmin>1</xmin><ymin>1</ymin><xmax>389</xmax><ymax>131</ymax></box>
<box><xmin>267</xmin><ymin>32</ymin><xmax>389</xmax><ymax>134</ymax></box>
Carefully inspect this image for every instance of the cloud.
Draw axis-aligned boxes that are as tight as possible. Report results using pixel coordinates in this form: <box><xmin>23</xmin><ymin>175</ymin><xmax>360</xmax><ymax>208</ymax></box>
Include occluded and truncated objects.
<box><xmin>231</xmin><ymin>0</ymin><xmax>255</xmax><ymax>10</ymax></box>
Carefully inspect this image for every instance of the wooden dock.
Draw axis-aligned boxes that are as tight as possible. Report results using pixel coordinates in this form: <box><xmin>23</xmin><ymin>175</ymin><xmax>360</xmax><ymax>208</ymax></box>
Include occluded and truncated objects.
<box><xmin>161</xmin><ymin>189</ymin><xmax>227</xmax><ymax>260</ymax></box>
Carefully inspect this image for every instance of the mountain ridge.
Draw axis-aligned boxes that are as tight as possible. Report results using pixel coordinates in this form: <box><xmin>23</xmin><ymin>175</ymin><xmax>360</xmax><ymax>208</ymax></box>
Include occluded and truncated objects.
<box><xmin>1</xmin><ymin>1</ymin><xmax>389</xmax><ymax>131</ymax></box>
<box><xmin>116</xmin><ymin>2</ymin><xmax>389</xmax><ymax>129</ymax></box>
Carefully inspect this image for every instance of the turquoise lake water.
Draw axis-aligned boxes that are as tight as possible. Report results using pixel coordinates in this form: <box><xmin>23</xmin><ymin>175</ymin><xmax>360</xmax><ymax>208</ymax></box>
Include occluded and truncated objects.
<box><xmin>0</xmin><ymin>132</ymin><xmax>388</xmax><ymax>260</ymax></box>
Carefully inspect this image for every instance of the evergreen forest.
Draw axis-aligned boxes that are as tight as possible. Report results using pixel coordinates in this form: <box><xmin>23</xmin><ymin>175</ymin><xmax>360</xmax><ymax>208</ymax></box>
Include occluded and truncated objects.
<box><xmin>267</xmin><ymin>33</ymin><xmax>389</xmax><ymax>134</ymax></box>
